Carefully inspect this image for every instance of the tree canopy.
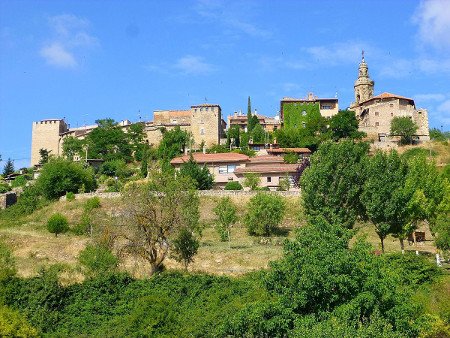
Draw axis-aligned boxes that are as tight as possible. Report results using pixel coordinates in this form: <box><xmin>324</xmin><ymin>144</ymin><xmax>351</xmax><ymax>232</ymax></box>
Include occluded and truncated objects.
<box><xmin>390</xmin><ymin>116</ymin><xmax>418</xmax><ymax>144</ymax></box>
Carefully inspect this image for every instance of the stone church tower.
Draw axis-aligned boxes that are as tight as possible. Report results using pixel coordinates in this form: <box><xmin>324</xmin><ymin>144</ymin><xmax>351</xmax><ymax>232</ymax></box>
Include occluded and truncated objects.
<box><xmin>351</xmin><ymin>51</ymin><xmax>374</xmax><ymax>108</ymax></box>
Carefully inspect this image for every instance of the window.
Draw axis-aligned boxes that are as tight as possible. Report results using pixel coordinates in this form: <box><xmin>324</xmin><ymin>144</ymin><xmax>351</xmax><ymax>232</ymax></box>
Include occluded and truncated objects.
<box><xmin>267</xmin><ymin>177</ymin><xmax>272</xmax><ymax>183</ymax></box>
<box><xmin>219</xmin><ymin>165</ymin><xmax>236</xmax><ymax>174</ymax></box>
<box><xmin>206</xmin><ymin>107</ymin><xmax>209</xmax><ymax>111</ymax></box>
<box><xmin>375</xmin><ymin>122</ymin><xmax>379</xmax><ymax>127</ymax></box>
<box><xmin>321</xmin><ymin>105</ymin><xmax>332</xmax><ymax>109</ymax></box>
<box><xmin>375</xmin><ymin>112</ymin><xmax>379</xmax><ymax>116</ymax></box>
<box><xmin>391</xmin><ymin>113</ymin><xmax>393</xmax><ymax>117</ymax></box>
<box><xmin>200</xmin><ymin>128</ymin><xmax>205</xmax><ymax>135</ymax></box>
<box><xmin>389</xmin><ymin>104</ymin><xmax>394</xmax><ymax>108</ymax></box>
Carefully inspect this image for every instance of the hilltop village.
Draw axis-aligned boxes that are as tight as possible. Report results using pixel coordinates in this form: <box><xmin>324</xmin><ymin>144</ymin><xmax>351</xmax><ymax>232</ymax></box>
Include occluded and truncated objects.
<box><xmin>29</xmin><ymin>55</ymin><xmax>430</xmax><ymax>191</ymax></box>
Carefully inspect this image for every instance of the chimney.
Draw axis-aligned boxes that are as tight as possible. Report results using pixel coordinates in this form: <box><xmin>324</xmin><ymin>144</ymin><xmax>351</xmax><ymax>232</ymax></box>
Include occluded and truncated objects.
<box><xmin>203</xmin><ymin>146</ymin><xmax>206</xmax><ymax>154</ymax></box>
<box><xmin>234</xmin><ymin>111</ymin><xmax>238</xmax><ymax>118</ymax></box>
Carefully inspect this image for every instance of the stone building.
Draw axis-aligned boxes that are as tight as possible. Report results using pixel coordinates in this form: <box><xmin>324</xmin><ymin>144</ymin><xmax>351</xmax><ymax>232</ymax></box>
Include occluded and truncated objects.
<box><xmin>349</xmin><ymin>53</ymin><xmax>429</xmax><ymax>142</ymax></box>
<box><xmin>227</xmin><ymin>111</ymin><xmax>282</xmax><ymax>133</ymax></box>
<box><xmin>30</xmin><ymin>103</ymin><xmax>225</xmax><ymax>166</ymax></box>
<box><xmin>280</xmin><ymin>92</ymin><xmax>339</xmax><ymax>121</ymax></box>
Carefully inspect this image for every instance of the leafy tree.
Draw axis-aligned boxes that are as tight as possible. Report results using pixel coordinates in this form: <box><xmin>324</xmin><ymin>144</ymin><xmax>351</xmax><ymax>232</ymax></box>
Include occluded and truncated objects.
<box><xmin>301</xmin><ymin>140</ymin><xmax>369</xmax><ymax>229</ymax></box>
<box><xmin>179</xmin><ymin>155</ymin><xmax>214</xmax><ymax>190</ymax></box>
<box><xmin>172</xmin><ymin>227</ymin><xmax>199</xmax><ymax>270</ymax></box>
<box><xmin>429</xmin><ymin>128</ymin><xmax>449</xmax><ymax>142</ymax></box>
<box><xmin>79</xmin><ymin>243</ymin><xmax>118</xmax><ymax>277</ymax></box>
<box><xmin>47</xmin><ymin>213</ymin><xmax>69</xmax><ymax>237</ymax></box>
<box><xmin>224</xmin><ymin>181</ymin><xmax>243</xmax><ymax>190</ymax></box>
<box><xmin>2</xmin><ymin>158</ymin><xmax>14</xmax><ymax>176</ymax></box>
<box><xmin>251</xmin><ymin>123</ymin><xmax>265</xmax><ymax>143</ymax></box>
<box><xmin>36</xmin><ymin>158</ymin><xmax>97</xmax><ymax>199</ymax></box>
<box><xmin>245</xmin><ymin>193</ymin><xmax>285</xmax><ymax>236</ymax></box>
<box><xmin>62</xmin><ymin>136</ymin><xmax>85</xmax><ymax>160</ymax></box>
<box><xmin>329</xmin><ymin>109</ymin><xmax>365</xmax><ymax>140</ymax></box>
<box><xmin>119</xmin><ymin>172</ymin><xmax>200</xmax><ymax>275</ymax></box>
<box><xmin>361</xmin><ymin>150</ymin><xmax>409</xmax><ymax>252</ymax></box>
<box><xmin>100</xmin><ymin>159</ymin><xmax>132</xmax><ymax>179</ymax></box>
<box><xmin>243</xmin><ymin>173</ymin><xmax>260</xmax><ymax>190</ymax></box>
<box><xmin>0</xmin><ymin>182</ymin><xmax>10</xmax><ymax>193</ymax></box>
<box><xmin>390</xmin><ymin>116</ymin><xmax>418</xmax><ymax>144</ymax></box>
<box><xmin>227</xmin><ymin>125</ymin><xmax>241</xmax><ymax>147</ymax></box>
<box><xmin>213</xmin><ymin>197</ymin><xmax>238</xmax><ymax>241</ymax></box>
<box><xmin>11</xmin><ymin>175</ymin><xmax>27</xmax><ymax>188</ymax></box>
<box><xmin>292</xmin><ymin>158</ymin><xmax>310</xmax><ymax>188</ymax></box>
<box><xmin>433</xmin><ymin>181</ymin><xmax>450</xmax><ymax>252</ymax></box>
<box><xmin>157</xmin><ymin>126</ymin><xmax>190</xmax><ymax>168</ymax></box>
<box><xmin>0</xmin><ymin>241</ymin><xmax>16</xmax><ymax>280</ymax></box>
<box><xmin>86</xmin><ymin>118</ymin><xmax>132</xmax><ymax>162</ymax></box>
<box><xmin>278</xmin><ymin>175</ymin><xmax>291</xmax><ymax>191</ymax></box>
<box><xmin>39</xmin><ymin>148</ymin><xmax>51</xmax><ymax>165</ymax></box>
<box><xmin>283</xmin><ymin>152</ymin><xmax>299</xmax><ymax>164</ymax></box>
<box><xmin>248</xmin><ymin>115</ymin><xmax>259</xmax><ymax>134</ymax></box>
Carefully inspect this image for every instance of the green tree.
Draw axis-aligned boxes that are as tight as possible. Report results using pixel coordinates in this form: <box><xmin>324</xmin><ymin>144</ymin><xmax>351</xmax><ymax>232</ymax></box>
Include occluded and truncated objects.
<box><xmin>429</xmin><ymin>128</ymin><xmax>449</xmax><ymax>142</ymax></box>
<box><xmin>361</xmin><ymin>150</ymin><xmax>409</xmax><ymax>252</ymax></box>
<box><xmin>157</xmin><ymin>126</ymin><xmax>190</xmax><ymax>168</ymax></box>
<box><xmin>36</xmin><ymin>158</ymin><xmax>97</xmax><ymax>199</ymax></box>
<box><xmin>243</xmin><ymin>173</ymin><xmax>260</xmax><ymax>190</ymax></box>
<box><xmin>2</xmin><ymin>158</ymin><xmax>14</xmax><ymax>176</ymax></box>
<box><xmin>283</xmin><ymin>152</ymin><xmax>299</xmax><ymax>164</ymax></box>
<box><xmin>248</xmin><ymin>115</ymin><xmax>259</xmax><ymax>134</ymax></box>
<box><xmin>62</xmin><ymin>136</ymin><xmax>85</xmax><ymax>160</ymax></box>
<box><xmin>433</xmin><ymin>181</ymin><xmax>450</xmax><ymax>252</ymax></box>
<box><xmin>39</xmin><ymin>148</ymin><xmax>51</xmax><ymax>165</ymax></box>
<box><xmin>245</xmin><ymin>193</ymin><xmax>285</xmax><ymax>236</ymax></box>
<box><xmin>172</xmin><ymin>227</ymin><xmax>199</xmax><ymax>270</ymax></box>
<box><xmin>251</xmin><ymin>123</ymin><xmax>265</xmax><ymax>143</ymax></box>
<box><xmin>329</xmin><ymin>109</ymin><xmax>365</xmax><ymax>140</ymax></box>
<box><xmin>227</xmin><ymin>125</ymin><xmax>241</xmax><ymax>147</ymax></box>
<box><xmin>301</xmin><ymin>140</ymin><xmax>369</xmax><ymax>229</ymax></box>
<box><xmin>86</xmin><ymin>118</ymin><xmax>132</xmax><ymax>161</ymax></box>
<box><xmin>46</xmin><ymin>213</ymin><xmax>69</xmax><ymax>237</ymax></box>
<box><xmin>213</xmin><ymin>197</ymin><xmax>238</xmax><ymax>241</ymax></box>
<box><xmin>390</xmin><ymin>116</ymin><xmax>418</xmax><ymax>144</ymax></box>
<box><xmin>120</xmin><ymin>172</ymin><xmax>200</xmax><ymax>275</ymax></box>
<box><xmin>224</xmin><ymin>181</ymin><xmax>243</xmax><ymax>190</ymax></box>
<box><xmin>0</xmin><ymin>305</ymin><xmax>38</xmax><ymax>338</ymax></box>
<box><xmin>179</xmin><ymin>155</ymin><xmax>214</xmax><ymax>190</ymax></box>
<box><xmin>79</xmin><ymin>243</ymin><xmax>118</xmax><ymax>277</ymax></box>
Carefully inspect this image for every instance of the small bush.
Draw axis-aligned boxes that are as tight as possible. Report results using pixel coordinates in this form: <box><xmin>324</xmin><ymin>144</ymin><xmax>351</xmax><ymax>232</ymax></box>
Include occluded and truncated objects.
<box><xmin>0</xmin><ymin>305</ymin><xmax>38</xmax><ymax>337</ymax></box>
<box><xmin>79</xmin><ymin>244</ymin><xmax>118</xmax><ymax>277</ymax></box>
<box><xmin>0</xmin><ymin>241</ymin><xmax>16</xmax><ymax>280</ymax></box>
<box><xmin>65</xmin><ymin>192</ymin><xmax>75</xmax><ymax>201</ymax></box>
<box><xmin>283</xmin><ymin>152</ymin><xmax>299</xmax><ymax>164</ymax></box>
<box><xmin>84</xmin><ymin>196</ymin><xmax>101</xmax><ymax>211</ymax></box>
<box><xmin>0</xmin><ymin>182</ymin><xmax>10</xmax><ymax>194</ymax></box>
<box><xmin>46</xmin><ymin>213</ymin><xmax>69</xmax><ymax>237</ymax></box>
<box><xmin>11</xmin><ymin>176</ymin><xmax>27</xmax><ymax>188</ymax></box>
<box><xmin>224</xmin><ymin>181</ymin><xmax>243</xmax><ymax>190</ymax></box>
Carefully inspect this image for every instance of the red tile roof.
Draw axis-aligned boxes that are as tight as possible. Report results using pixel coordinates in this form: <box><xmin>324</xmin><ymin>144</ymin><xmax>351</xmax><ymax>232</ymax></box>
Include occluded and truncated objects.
<box><xmin>170</xmin><ymin>152</ymin><xmax>249</xmax><ymax>165</ymax></box>
<box><xmin>267</xmin><ymin>148</ymin><xmax>311</xmax><ymax>154</ymax></box>
<box><xmin>235</xmin><ymin>164</ymin><xmax>299</xmax><ymax>174</ymax></box>
<box><xmin>362</xmin><ymin>92</ymin><xmax>413</xmax><ymax>103</ymax></box>
<box><xmin>248</xmin><ymin>155</ymin><xmax>284</xmax><ymax>163</ymax></box>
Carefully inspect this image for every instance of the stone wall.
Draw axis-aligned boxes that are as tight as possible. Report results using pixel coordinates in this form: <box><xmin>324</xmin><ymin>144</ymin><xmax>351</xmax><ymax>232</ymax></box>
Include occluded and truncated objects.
<box><xmin>60</xmin><ymin>190</ymin><xmax>301</xmax><ymax>201</ymax></box>
<box><xmin>31</xmin><ymin>119</ymin><xmax>68</xmax><ymax>166</ymax></box>
<box><xmin>0</xmin><ymin>192</ymin><xmax>17</xmax><ymax>209</ymax></box>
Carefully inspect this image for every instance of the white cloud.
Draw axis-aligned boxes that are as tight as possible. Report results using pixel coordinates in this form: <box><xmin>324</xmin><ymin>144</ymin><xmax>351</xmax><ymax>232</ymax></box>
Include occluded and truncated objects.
<box><xmin>174</xmin><ymin>55</ymin><xmax>216</xmax><ymax>75</ymax></box>
<box><xmin>40</xmin><ymin>42</ymin><xmax>77</xmax><ymax>68</ymax></box>
<box><xmin>40</xmin><ymin>14</ymin><xmax>98</xmax><ymax>69</ymax></box>
<box><xmin>413</xmin><ymin>0</ymin><xmax>450</xmax><ymax>50</ymax></box>
<box><xmin>305</xmin><ymin>41</ymin><xmax>371</xmax><ymax>65</ymax></box>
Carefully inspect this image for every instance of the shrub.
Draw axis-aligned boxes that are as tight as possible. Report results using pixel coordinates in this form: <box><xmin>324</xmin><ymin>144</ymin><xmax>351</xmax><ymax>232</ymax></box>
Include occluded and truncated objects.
<box><xmin>283</xmin><ymin>152</ymin><xmax>299</xmax><ymax>164</ymax></box>
<box><xmin>36</xmin><ymin>158</ymin><xmax>97</xmax><ymax>200</ymax></box>
<box><xmin>224</xmin><ymin>181</ymin><xmax>243</xmax><ymax>190</ymax></box>
<box><xmin>65</xmin><ymin>192</ymin><xmax>75</xmax><ymax>201</ymax></box>
<box><xmin>6</xmin><ymin>185</ymin><xmax>46</xmax><ymax>216</ymax></box>
<box><xmin>0</xmin><ymin>182</ymin><xmax>10</xmax><ymax>193</ymax></box>
<box><xmin>245</xmin><ymin>193</ymin><xmax>286</xmax><ymax>236</ymax></box>
<box><xmin>46</xmin><ymin>213</ymin><xmax>69</xmax><ymax>237</ymax></box>
<box><xmin>172</xmin><ymin>228</ymin><xmax>200</xmax><ymax>270</ymax></box>
<box><xmin>11</xmin><ymin>175</ymin><xmax>27</xmax><ymax>188</ymax></box>
<box><xmin>0</xmin><ymin>241</ymin><xmax>16</xmax><ymax>280</ymax></box>
<box><xmin>0</xmin><ymin>305</ymin><xmax>38</xmax><ymax>337</ymax></box>
<box><xmin>243</xmin><ymin>173</ymin><xmax>260</xmax><ymax>190</ymax></box>
<box><xmin>79</xmin><ymin>244</ymin><xmax>118</xmax><ymax>277</ymax></box>
<box><xmin>100</xmin><ymin>159</ymin><xmax>132</xmax><ymax>178</ymax></box>
<box><xmin>179</xmin><ymin>156</ymin><xmax>214</xmax><ymax>190</ymax></box>
<box><xmin>84</xmin><ymin>197</ymin><xmax>101</xmax><ymax>211</ymax></box>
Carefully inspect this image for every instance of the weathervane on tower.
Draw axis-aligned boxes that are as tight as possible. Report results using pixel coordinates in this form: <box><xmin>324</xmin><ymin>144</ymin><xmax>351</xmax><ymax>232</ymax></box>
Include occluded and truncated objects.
<box><xmin>362</xmin><ymin>50</ymin><xmax>365</xmax><ymax>61</ymax></box>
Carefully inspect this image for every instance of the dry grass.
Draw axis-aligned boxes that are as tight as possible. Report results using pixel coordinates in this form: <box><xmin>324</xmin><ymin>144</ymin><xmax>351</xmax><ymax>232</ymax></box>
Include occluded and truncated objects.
<box><xmin>397</xmin><ymin>141</ymin><xmax>450</xmax><ymax>167</ymax></box>
<box><xmin>0</xmin><ymin>194</ymin><xmax>439</xmax><ymax>279</ymax></box>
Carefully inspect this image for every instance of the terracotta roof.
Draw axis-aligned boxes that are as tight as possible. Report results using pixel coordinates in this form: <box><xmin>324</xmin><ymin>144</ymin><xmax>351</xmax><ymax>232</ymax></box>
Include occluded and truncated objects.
<box><xmin>171</xmin><ymin>152</ymin><xmax>249</xmax><ymax>165</ymax></box>
<box><xmin>235</xmin><ymin>164</ymin><xmax>299</xmax><ymax>174</ymax></box>
<box><xmin>267</xmin><ymin>148</ymin><xmax>311</xmax><ymax>154</ymax></box>
<box><xmin>361</xmin><ymin>92</ymin><xmax>414</xmax><ymax>104</ymax></box>
<box><xmin>248</xmin><ymin>155</ymin><xmax>284</xmax><ymax>163</ymax></box>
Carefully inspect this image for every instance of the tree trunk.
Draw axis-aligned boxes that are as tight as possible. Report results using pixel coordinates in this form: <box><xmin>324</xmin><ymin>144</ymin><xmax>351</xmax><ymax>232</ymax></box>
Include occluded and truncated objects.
<box><xmin>380</xmin><ymin>237</ymin><xmax>385</xmax><ymax>253</ymax></box>
<box><xmin>400</xmin><ymin>238</ymin><xmax>405</xmax><ymax>254</ymax></box>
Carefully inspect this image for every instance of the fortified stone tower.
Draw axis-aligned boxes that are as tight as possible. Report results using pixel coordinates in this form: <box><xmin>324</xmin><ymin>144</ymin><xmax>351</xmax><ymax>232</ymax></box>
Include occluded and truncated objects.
<box><xmin>190</xmin><ymin>104</ymin><xmax>223</xmax><ymax>148</ymax></box>
<box><xmin>31</xmin><ymin>119</ymin><xmax>68</xmax><ymax>166</ymax></box>
<box><xmin>351</xmin><ymin>51</ymin><xmax>374</xmax><ymax>108</ymax></box>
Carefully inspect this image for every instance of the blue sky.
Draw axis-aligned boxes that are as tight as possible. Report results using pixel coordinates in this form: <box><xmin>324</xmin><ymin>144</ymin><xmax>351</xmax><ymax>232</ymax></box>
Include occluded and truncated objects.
<box><xmin>1</xmin><ymin>0</ymin><xmax>449</xmax><ymax>168</ymax></box>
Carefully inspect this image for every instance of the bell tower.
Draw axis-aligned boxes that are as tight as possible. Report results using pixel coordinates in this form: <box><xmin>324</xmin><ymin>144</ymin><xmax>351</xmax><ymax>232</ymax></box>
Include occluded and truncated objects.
<box><xmin>352</xmin><ymin>51</ymin><xmax>374</xmax><ymax>107</ymax></box>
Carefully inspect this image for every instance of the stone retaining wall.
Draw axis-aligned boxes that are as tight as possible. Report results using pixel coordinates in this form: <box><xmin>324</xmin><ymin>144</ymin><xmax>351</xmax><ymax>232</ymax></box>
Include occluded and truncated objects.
<box><xmin>0</xmin><ymin>192</ymin><xmax>17</xmax><ymax>209</ymax></box>
<box><xmin>60</xmin><ymin>190</ymin><xmax>301</xmax><ymax>201</ymax></box>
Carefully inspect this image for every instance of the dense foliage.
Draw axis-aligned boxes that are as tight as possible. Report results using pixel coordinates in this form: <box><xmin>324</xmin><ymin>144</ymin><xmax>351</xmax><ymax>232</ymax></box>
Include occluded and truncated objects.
<box><xmin>46</xmin><ymin>213</ymin><xmax>69</xmax><ymax>237</ymax></box>
<box><xmin>245</xmin><ymin>193</ymin><xmax>286</xmax><ymax>236</ymax></box>
<box><xmin>390</xmin><ymin>116</ymin><xmax>418</xmax><ymax>145</ymax></box>
<box><xmin>213</xmin><ymin>197</ymin><xmax>238</xmax><ymax>241</ymax></box>
<box><xmin>179</xmin><ymin>155</ymin><xmax>214</xmax><ymax>190</ymax></box>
